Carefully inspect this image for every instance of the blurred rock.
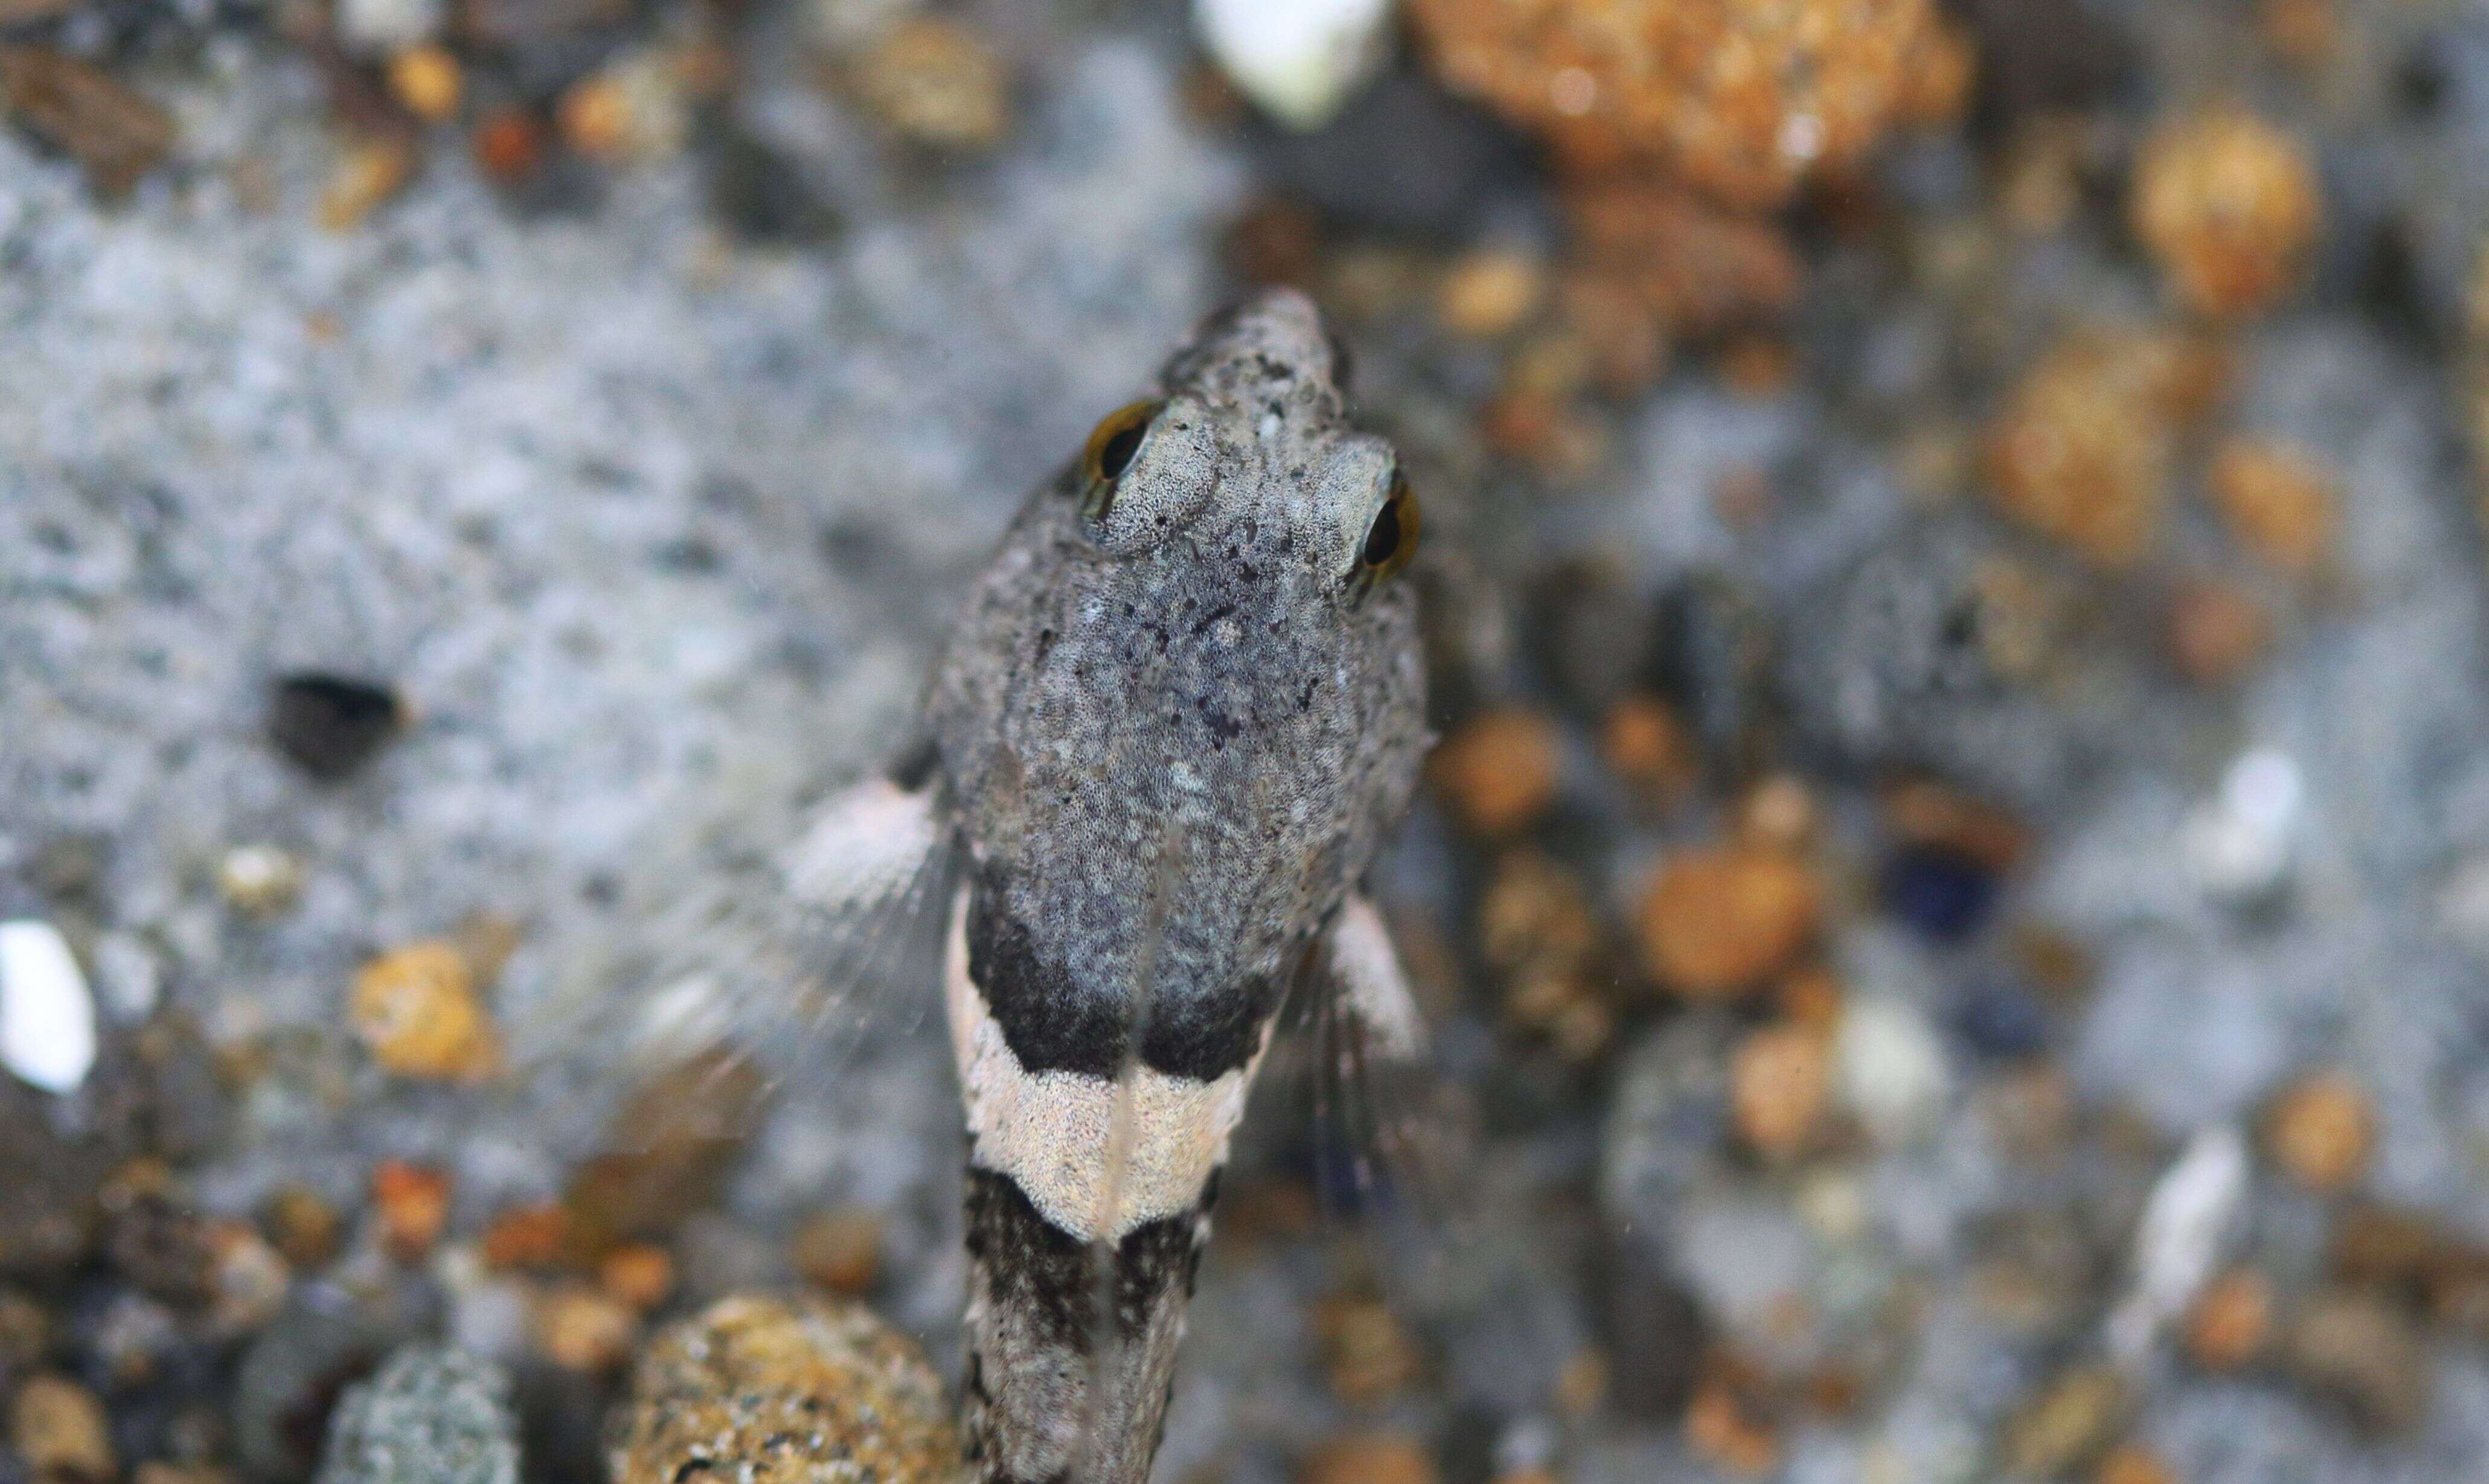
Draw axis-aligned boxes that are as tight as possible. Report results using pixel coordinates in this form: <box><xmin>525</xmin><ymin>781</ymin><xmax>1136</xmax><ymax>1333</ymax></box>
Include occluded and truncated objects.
<box><xmin>790</xmin><ymin>1208</ymin><xmax>883</xmax><ymax>1298</ymax></box>
<box><xmin>2208</xmin><ymin>439</ymin><xmax>2336</xmax><ymax>577</ymax></box>
<box><xmin>315</xmin><ymin>1348</ymin><xmax>518</xmax><ymax>1484</ymax></box>
<box><xmin>2185</xmin><ymin>1268</ymin><xmax>2275</xmax><ymax>1371</ymax></box>
<box><xmin>2000</xmin><ymin>1365</ymin><xmax>2125</xmax><ymax>1480</ymax></box>
<box><xmin>1982</xmin><ymin>331</ymin><xmax>2213</xmax><ymax>568</ymax></box>
<box><xmin>1300</xmin><ymin>1433</ymin><xmax>1436</xmax><ymax>1484</ymax></box>
<box><xmin>1194</xmin><ymin>0</ymin><xmax>1391</xmax><ymax>132</ymax></box>
<box><xmin>2264</xmin><ymin>1072</ymin><xmax>2374</xmax><ymax>1195</ymax></box>
<box><xmin>2286</xmin><ymin>1291</ymin><xmax>2429</xmax><ymax>1433</ymax></box>
<box><xmin>1729</xmin><ymin>1022</ymin><xmax>1830</xmax><ymax>1161</ymax></box>
<box><xmin>349</xmin><ymin>943</ymin><xmax>500</xmax><ymax>1084</ymax></box>
<box><xmin>1</xmin><ymin>918</ymin><xmax>96</xmax><ymax>1096</ymax></box>
<box><xmin>1781</xmin><ymin>517</ymin><xmax>2092</xmax><ymax>808</ymax></box>
<box><xmin>609</xmin><ymin>1294</ymin><xmax>958</xmax><ymax>1484</ymax></box>
<box><xmin>846</xmin><ymin>19</ymin><xmax>1010</xmax><ymax>151</ymax></box>
<box><xmin>1563</xmin><ymin>182</ymin><xmax>1802</xmax><ymax>338</ymax></box>
<box><xmin>216</xmin><ymin>846</ymin><xmax>306</xmax><ymax>919</ymax></box>
<box><xmin>1429</xmin><ymin>708</ymin><xmax>1563</xmax><ymax>837</ymax></box>
<box><xmin>2133</xmin><ymin>108</ymin><xmax>2323</xmax><ymax>320</ymax></box>
<box><xmin>9</xmin><ymin>1374</ymin><xmax>114</xmax><ymax>1484</ymax></box>
<box><xmin>234</xmin><ymin>1300</ymin><xmax>399</xmax><ymax>1483</ymax></box>
<box><xmin>1835</xmin><ymin>994</ymin><xmax>1950</xmax><ymax>1147</ymax></box>
<box><xmin>1408</xmin><ymin>0</ymin><xmax>1955</xmax><ymax>208</ymax></box>
<box><xmin>1635</xmin><ymin>843</ymin><xmax>1818</xmax><ymax>1000</ymax></box>
<box><xmin>266</xmin><ymin>676</ymin><xmax>403</xmax><ymax>784</ymax></box>
<box><xmin>0</xmin><ymin>47</ymin><xmax>174</xmax><ymax>200</ymax></box>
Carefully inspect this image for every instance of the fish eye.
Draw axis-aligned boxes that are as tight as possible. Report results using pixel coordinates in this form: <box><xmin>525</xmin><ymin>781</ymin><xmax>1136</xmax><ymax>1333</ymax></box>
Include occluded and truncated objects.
<box><xmin>1080</xmin><ymin>400</ymin><xmax>1162</xmax><ymax>519</ymax></box>
<box><xmin>1350</xmin><ymin>468</ymin><xmax>1420</xmax><ymax>601</ymax></box>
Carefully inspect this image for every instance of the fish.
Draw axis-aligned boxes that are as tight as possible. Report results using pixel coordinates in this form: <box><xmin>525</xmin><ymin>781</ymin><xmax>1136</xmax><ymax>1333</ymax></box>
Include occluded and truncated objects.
<box><xmin>590</xmin><ymin>286</ymin><xmax>1435</xmax><ymax>1482</ymax></box>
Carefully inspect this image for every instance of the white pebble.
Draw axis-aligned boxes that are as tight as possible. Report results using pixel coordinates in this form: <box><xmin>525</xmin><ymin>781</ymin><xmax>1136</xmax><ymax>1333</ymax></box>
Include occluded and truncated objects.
<box><xmin>0</xmin><ymin>919</ymin><xmax>99</xmax><ymax>1095</ymax></box>
<box><xmin>1836</xmin><ymin>995</ymin><xmax>1951</xmax><ymax>1147</ymax></box>
<box><xmin>2184</xmin><ymin>749</ymin><xmax>2302</xmax><ymax>901</ymax></box>
<box><xmin>1193</xmin><ymin>0</ymin><xmax>1392</xmax><ymax>130</ymax></box>
<box><xmin>2106</xmin><ymin>1122</ymin><xmax>2247</xmax><ymax>1366</ymax></box>
<box><xmin>335</xmin><ymin>0</ymin><xmax>444</xmax><ymax>54</ymax></box>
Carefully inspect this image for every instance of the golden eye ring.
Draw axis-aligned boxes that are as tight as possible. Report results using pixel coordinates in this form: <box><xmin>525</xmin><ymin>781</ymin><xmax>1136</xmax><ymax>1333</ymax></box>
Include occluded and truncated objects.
<box><xmin>1350</xmin><ymin>467</ymin><xmax>1420</xmax><ymax>600</ymax></box>
<box><xmin>1080</xmin><ymin>400</ymin><xmax>1162</xmax><ymax>519</ymax></box>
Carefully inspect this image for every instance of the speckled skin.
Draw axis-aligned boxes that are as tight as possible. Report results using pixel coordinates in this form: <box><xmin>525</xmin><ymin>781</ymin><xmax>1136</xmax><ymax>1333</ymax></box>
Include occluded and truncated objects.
<box><xmin>918</xmin><ymin>289</ymin><xmax>1429</xmax><ymax>1482</ymax></box>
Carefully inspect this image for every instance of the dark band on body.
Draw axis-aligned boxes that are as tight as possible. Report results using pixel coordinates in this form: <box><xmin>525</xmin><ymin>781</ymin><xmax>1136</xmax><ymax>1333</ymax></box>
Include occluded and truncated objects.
<box><xmin>962</xmin><ymin>1165</ymin><xmax>1216</xmax><ymax>1354</ymax></box>
<box><xmin>967</xmin><ymin>868</ymin><xmax>1286</xmax><ymax>1081</ymax></box>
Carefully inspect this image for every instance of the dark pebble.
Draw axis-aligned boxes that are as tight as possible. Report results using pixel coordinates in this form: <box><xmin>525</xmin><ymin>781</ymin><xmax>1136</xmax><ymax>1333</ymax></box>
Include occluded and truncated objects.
<box><xmin>703</xmin><ymin>121</ymin><xmax>842</xmax><ymax>247</ymax></box>
<box><xmin>267</xmin><ymin>674</ymin><xmax>403</xmax><ymax>782</ymax></box>
<box><xmin>1885</xmin><ymin>848</ymin><xmax>2000</xmax><ymax>943</ymax></box>
<box><xmin>234</xmin><ymin>1302</ymin><xmax>392</xmax><ymax>1483</ymax></box>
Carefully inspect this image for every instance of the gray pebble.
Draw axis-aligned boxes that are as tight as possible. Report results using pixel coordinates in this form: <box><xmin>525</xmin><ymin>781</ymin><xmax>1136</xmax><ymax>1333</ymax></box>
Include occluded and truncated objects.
<box><xmin>315</xmin><ymin>1346</ymin><xmax>520</xmax><ymax>1484</ymax></box>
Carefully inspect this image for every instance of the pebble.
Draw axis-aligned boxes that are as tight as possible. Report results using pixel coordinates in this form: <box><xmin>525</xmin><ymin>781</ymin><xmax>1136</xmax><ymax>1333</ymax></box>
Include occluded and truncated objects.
<box><xmin>469</xmin><ymin>112</ymin><xmax>542</xmax><ymax>187</ymax></box>
<box><xmin>103</xmin><ymin>1161</ymin><xmax>214</xmax><ymax>1304</ymax></box>
<box><xmin>2165</xmin><ymin>578</ymin><xmax>2271</xmax><ymax>687</ymax></box>
<box><xmin>207</xmin><ymin>1223</ymin><xmax>293</xmax><ymax>1336</ymax></box>
<box><xmin>1479</xmin><ymin>849</ymin><xmax>1616</xmax><ymax>1059</ymax></box>
<box><xmin>2260</xmin><ymin>0</ymin><xmax>2336</xmax><ymax>68</ymax></box>
<box><xmin>335</xmin><ymin>0</ymin><xmax>444</xmax><ymax>54</ymax></box>
<box><xmin>1429</xmin><ymin>709</ymin><xmax>1563</xmax><ymax>837</ymax></box>
<box><xmin>232</xmin><ymin>1301</ymin><xmax>408</xmax><ymax>1480</ymax></box>
<box><xmin>2108</xmin><ymin>1124</ymin><xmax>2247</xmax><ymax>1363</ymax></box>
<box><xmin>1982</xmin><ymin>331</ymin><xmax>2205</xmax><ymax>567</ymax></box>
<box><xmin>2208</xmin><ymin>439</ymin><xmax>2336</xmax><ymax>576</ymax></box>
<box><xmin>370</xmin><ymin>1162</ymin><xmax>451</xmax><ymax>1263</ymax></box>
<box><xmin>1834</xmin><ymin>995</ymin><xmax>1950</xmax><ymax>1148</ymax></box>
<box><xmin>528</xmin><ymin>1283</ymin><xmax>636</xmax><ymax>1374</ymax></box>
<box><xmin>848</xmin><ymin>18</ymin><xmax>1010</xmax><ymax>150</ymax></box>
<box><xmin>1683</xmin><ymin>1375</ymin><xmax>1779</xmax><ymax>1476</ymax></box>
<box><xmin>215</xmin><ymin>846</ymin><xmax>306</xmax><ymax>918</ymax></box>
<box><xmin>790</xmin><ymin>1208</ymin><xmax>883</xmax><ymax>1297</ymax></box>
<box><xmin>263</xmin><ymin>1187</ymin><xmax>345</xmax><ymax>1271</ymax></box>
<box><xmin>0</xmin><ymin>46</ymin><xmax>177</xmax><ymax>200</ymax></box>
<box><xmin>1600</xmin><ymin>696</ymin><xmax>1700</xmax><ymax>807</ymax></box>
<box><xmin>2265</xmin><ymin>1072</ymin><xmax>2373</xmax><ymax>1194</ymax></box>
<box><xmin>268</xmin><ymin>674</ymin><xmax>403</xmax><ymax>781</ymax></box>
<box><xmin>10</xmin><ymin>1375</ymin><xmax>115</xmax><ymax>1483</ymax></box>
<box><xmin>1636</xmin><ymin>844</ymin><xmax>1819</xmax><ymax>999</ymax></box>
<box><xmin>2182</xmin><ymin>749</ymin><xmax>2304</xmax><ymax>901</ymax></box>
<box><xmin>2185</xmin><ymin>1268</ymin><xmax>2273</xmax><ymax>1371</ymax></box>
<box><xmin>1562</xmin><ymin>181</ymin><xmax>1803</xmax><ymax>337</ymax></box>
<box><xmin>1881</xmin><ymin>781</ymin><xmax>2028</xmax><ymax>873</ymax></box>
<box><xmin>1193</xmin><ymin>0</ymin><xmax>1392</xmax><ymax>130</ymax></box>
<box><xmin>1</xmin><ymin>918</ymin><xmax>97</xmax><ymax>1096</ymax></box>
<box><xmin>384</xmin><ymin>46</ymin><xmax>461</xmax><ymax>126</ymax></box>
<box><xmin>595</xmin><ymin>1245</ymin><xmax>673</xmax><ymax>1313</ymax></box>
<box><xmin>2093</xmin><ymin>1444</ymin><xmax>2175</xmax><ymax>1484</ymax></box>
<box><xmin>2286</xmin><ymin>1291</ymin><xmax>2427</xmax><ymax>1433</ymax></box>
<box><xmin>317</xmin><ymin>142</ymin><xmax>416</xmax><ymax>234</ymax></box>
<box><xmin>476</xmin><ymin>1204</ymin><xmax>566</xmax><ymax>1272</ymax></box>
<box><xmin>2132</xmin><ymin>108</ymin><xmax>2321</xmax><ymax>319</ymax></box>
<box><xmin>609</xmin><ymin>1294</ymin><xmax>959</xmax><ymax>1484</ymax></box>
<box><xmin>1409</xmin><ymin>0</ymin><xmax>1953</xmax><ymax>209</ymax></box>
<box><xmin>1299</xmin><ymin>1433</ymin><xmax>1436</xmax><ymax>1484</ymax></box>
<box><xmin>1885</xmin><ymin>848</ymin><xmax>2000</xmax><ymax>944</ymax></box>
<box><xmin>0</xmin><ymin>1287</ymin><xmax>48</xmax><ymax>1380</ymax></box>
<box><xmin>1313</xmin><ymin>1294</ymin><xmax>1424</xmax><ymax>1405</ymax></box>
<box><xmin>1729</xmin><ymin>1023</ymin><xmax>1830</xmax><ymax>1162</ymax></box>
<box><xmin>2000</xmin><ymin>1366</ymin><xmax>2125</xmax><ymax>1480</ymax></box>
<box><xmin>349</xmin><ymin>943</ymin><xmax>500</xmax><ymax>1084</ymax></box>
<box><xmin>1437</xmin><ymin>249</ymin><xmax>1545</xmax><ymax>339</ymax></box>
<box><xmin>314</xmin><ymin>1347</ymin><xmax>517</xmax><ymax>1484</ymax></box>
